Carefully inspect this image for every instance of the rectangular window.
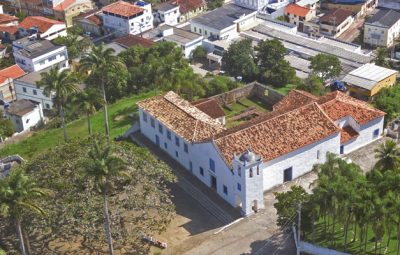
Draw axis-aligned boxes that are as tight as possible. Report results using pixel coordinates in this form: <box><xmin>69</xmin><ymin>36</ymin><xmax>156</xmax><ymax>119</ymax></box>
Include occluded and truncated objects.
<box><xmin>373</xmin><ymin>129</ymin><xmax>379</xmax><ymax>138</ymax></box>
<box><xmin>283</xmin><ymin>167</ymin><xmax>293</xmax><ymax>182</ymax></box>
<box><xmin>237</xmin><ymin>183</ymin><xmax>241</xmax><ymax>191</ymax></box>
<box><xmin>33</xmin><ymin>89</ymin><xmax>37</xmax><ymax>95</ymax></box>
<box><xmin>184</xmin><ymin>143</ymin><xmax>188</xmax><ymax>153</ymax></box>
<box><xmin>45</xmin><ymin>103</ymin><xmax>50</xmax><ymax>109</ymax></box>
<box><xmin>189</xmin><ymin>161</ymin><xmax>193</xmax><ymax>172</ymax></box>
<box><xmin>142</xmin><ymin>112</ymin><xmax>147</xmax><ymax>122</ymax></box>
<box><xmin>150</xmin><ymin>118</ymin><xmax>155</xmax><ymax>128</ymax></box>
<box><xmin>175</xmin><ymin>136</ymin><xmax>180</xmax><ymax>147</ymax></box>
<box><xmin>175</xmin><ymin>151</ymin><xmax>178</xmax><ymax>158</ymax></box>
<box><xmin>200</xmin><ymin>167</ymin><xmax>204</xmax><ymax>176</ymax></box>
<box><xmin>317</xmin><ymin>150</ymin><xmax>320</xmax><ymax>159</ymax></box>
<box><xmin>167</xmin><ymin>130</ymin><xmax>171</xmax><ymax>140</ymax></box>
<box><xmin>223</xmin><ymin>185</ymin><xmax>228</xmax><ymax>195</ymax></box>
<box><xmin>22</xmin><ymin>87</ymin><xmax>27</xmax><ymax>93</ymax></box>
<box><xmin>209</xmin><ymin>158</ymin><xmax>215</xmax><ymax>172</ymax></box>
<box><xmin>158</xmin><ymin>123</ymin><xmax>163</xmax><ymax>134</ymax></box>
<box><xmin>164</xmin><ymin>142</ymin><xmax>167</xmax><ymax>149</ymax></box>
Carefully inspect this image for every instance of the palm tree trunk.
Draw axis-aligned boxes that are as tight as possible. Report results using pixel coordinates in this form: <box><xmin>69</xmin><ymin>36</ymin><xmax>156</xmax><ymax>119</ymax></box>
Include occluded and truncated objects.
<box><xmin>102</xmin><ymin>190</ymin><xmax>114</xmax><ymax>255</ymax></box>
<box><xmin>365</xmin><ymin>224</ymin><xmax>369</xmax><ymax>253</ymax></box>
<box><xmin>101</xmin><ymin>80</ymin><xmax>110</xmax><ymax>137</ymax></box>
<box><xmin>87</xmin><ymin>114</ymin><xmax>92</xmax><ymax>136</ymax></box>
<box><xmin>387</xmin><ymin>226</ymin><xmax>392</xmax><ymax>248</ymax></box>
<box><xmin>353</xmin><ymin>222</ymin><xmax>357</xmax><ymax>242</ymax></box>
<box><xmin>15</xmin><ymin>218</ymin><xmax>27</xmax><ymax>255</ymax></box>
<box><xmin>344</xmin><ymin>212</ymin><xmax>351</xmax><ymax>249</ymax></box>
<box><xmin>397</xmin><ymin>222</ymin><xmax>400</xmax><ymax>255</ymax></box>
<box><xmin>60</xmin><ymin>105</ymin><xmax>68</xmax><ymax>142</ymax></box>
<box><xmin>22</xmin><ymin>228</ymin><xmax>32</xmax><ymax>255</ymax></box>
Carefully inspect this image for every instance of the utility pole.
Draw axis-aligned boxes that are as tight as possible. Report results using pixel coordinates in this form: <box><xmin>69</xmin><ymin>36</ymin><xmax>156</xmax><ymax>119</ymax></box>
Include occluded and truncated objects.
<box><xmin>297</xmin><ymin>203</ymin><xmax>302</xmax><ymax>255</ymax></box>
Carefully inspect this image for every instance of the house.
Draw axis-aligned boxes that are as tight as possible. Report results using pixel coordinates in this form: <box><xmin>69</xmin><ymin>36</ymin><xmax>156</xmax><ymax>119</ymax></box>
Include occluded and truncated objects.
<box><xmin>53</xmin><ymin>0</ymin><xmax>95</xmax><ymax>27</ymax></box>
<box><xmin>18</xmin><ymin>0</ymin><xmax>45</xmax><ymax>16</ymax></box>
<box><xmin>190</xmin><ymin>4</ymin><xmax>257</xmax><ymax>41</ymax></box>
<box><xmin>144</xmin><ymin>24</ymin><xmax>202</xmax><ymax>58</ymax></box>
<box><xmin>5</xmin><ymin>99</ymin><xmax>43</xmax><ymax>132</ymax></box>
<box><xmin>14</xmin><ymin>69</ymin><xmax>54</xmax><ymax>110</ymax></box>
<box><xmin>324</xmin><ymin>0</ymin><xmax>377</xmax><ymax>17</ymax></box>
<box><xmin>0</xmin><ymin>25</ymin><xmax>19</xmax><ymax>41</ymax></box>
<box><xmin>153</xmin><ymin>2</ymin><xmax>180</xmax><ymax>26</ymax></box>
<box><xmin>284</xmin><ymin>4</ymin><xmax>315</xmax><ymax>32</ymax></box>
<box><xmin>13</xmin><ymin>37</ymin><xmax>69</xmax><ymax>72</ymax></box>
<box><xmin>319</xmin><ymin>8</ymin><xmax>354</xmax><ymax>38</ymax></box>
<box><xmin>296</xmin><ymin>0</ymin><xmax>319</xmax><ymax>16</ymax></box>
<box><xmin>101</xmin><ymin>1</ymin><xmax>153</xmax><ymax>36</ymax></box>
<box><xmin>0</xmin><ymin>64</ymin><xmax>26</xmax><ymax>103</ymax></box>
<box><xmin>19</xmin><ymin>16</ymin><xmax>67</xmax><ymax>40</ymax></box>
<box><xmin>364</xmin><ymin>9</ymin><xmax>400</xmax><ymax>47</ymax></box>
<box><xmin>342</xmin><ymin>63</ymin><xmax>398</xmax><ymax>100</ymax></box>
<box><xmin>0</xmin><ymin>13</ymin><xmax>18</xmax><ymax>26</ymax></box>
<box><xmin>171</xmin><ymin>0</ymin><xmax>206</xmax><ymax>23</ymax></box>
<box><xmin>136</xmin><ymin>88</ymin><xmax>385</xmax><ymax>215</ymax></box>
<box><xmin>74</xmin><ymin>9</ymin><xmax>103</xmax><ymax>36</ymax></box>
<box><xmin>114</xmin><ymin>34</ymin><xmax>154</xmax><ymax>48</ymax></box>
<box><xmin>235</xmin><ymin>0</ymin><xmax>267</xmax><ymax>11</ymax></box>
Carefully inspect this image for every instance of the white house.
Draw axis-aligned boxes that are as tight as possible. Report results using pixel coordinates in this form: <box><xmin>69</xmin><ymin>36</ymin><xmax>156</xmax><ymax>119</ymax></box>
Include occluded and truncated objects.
<box><xmin>14</xmin><ymin>69</ymin><xmax>54</xmax><ymax>110</ymax></box>
<box><xmin>18</xmin><ymin>16</ymin><xmax>67</xmax><ymax>40</ymax></box>
<box><xmin>319</xmin><ymin>8</ymin><xmax>354</xmax><ymax>38</ymax></box>
<box><xmin>190</xmin><ymin>4</ymin><xmax>257</xmax><ymax>41</ymax></box>
<box><xmin>102</xmin><ymin>1</ymin><xmax>153</xmax><ymax>36</ymax></box>
<box><xmin>5</xmin><ymin>99</ymin><xmax>43</xmax><ymax>132</ymax></box>
<box><xmin>364</xmin><ymin>9</ymin><xmax>400</xmax><ymax>47</ymax></box>
<box><xmin>12</xmin><ymin>38</ymin><xmax>69</xmax><ymax>72</ymax></box>
<box><xmin>136</xmin><ymin>89</ymin><xmax>385</xmax><ymax>216</ymax></box>
<box><xmin>153</xmin><ymin>2</ymin><xmax>180</xmax><ymax>26</ymax></box>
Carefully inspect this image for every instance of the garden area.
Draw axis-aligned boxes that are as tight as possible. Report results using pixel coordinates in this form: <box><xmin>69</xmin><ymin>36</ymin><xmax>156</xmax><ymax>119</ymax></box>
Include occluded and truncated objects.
<box><xmin>223</xmin><ymin>97</ymin><xmax>269</xmax><ymax>128</ymax></box>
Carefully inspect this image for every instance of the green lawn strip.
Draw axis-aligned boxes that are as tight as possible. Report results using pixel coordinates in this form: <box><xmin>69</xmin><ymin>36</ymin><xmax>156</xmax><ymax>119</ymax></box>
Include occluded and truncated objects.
<box><xmin>275</xmin><ymin>84</ymin><xmax>297</xmax><ymax>95</ymax></box>
<box><xmin>304</xmin><ymin>217</ymin><xmax>398</xmax><ymax>255</ymax></box>
<box><xmin>0</xmin><ymin>92</ymin><xmax>154</xmax><ymax>159</ymax></box>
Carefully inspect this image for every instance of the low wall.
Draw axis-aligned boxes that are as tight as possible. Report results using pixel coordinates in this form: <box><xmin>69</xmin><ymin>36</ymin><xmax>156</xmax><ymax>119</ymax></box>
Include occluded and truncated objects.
<box><xmin>299</xmin><ymin>241</ymin><xmax>351</xmax><ymax>255</ymax></box>
<box><xmin>209</xmin><ymin>82</ymin><xmax>284</xmax><ymax>110</ymax></box>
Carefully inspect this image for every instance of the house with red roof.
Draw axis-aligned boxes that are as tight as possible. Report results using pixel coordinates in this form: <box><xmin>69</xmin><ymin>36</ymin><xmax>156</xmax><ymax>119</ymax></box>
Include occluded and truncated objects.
<box><xmin>284</xmin><ymin>3</ymin><xmax>316</xmax><ymax>32</ymax></box>
<box><xmin>73</xmin><ymin>9</ymin><xmax>103</xmax><ymax>36</ymax></box>
<box><xmin>53</xmin><ymin>0</ymin><xmax>95</xmax><ymax>27</ymax></box>
<box><xmin>0</xmin><ymin>64</ymin><xmax>25</xmax><ymax>103</ymax></box>
<box><xmin>170</xmin><ymin>0</ymin><xmax>206</xmax><ymax>23</ymax></box>
<box><xmin>102</xmin><ymin>1</ymin><xmax>153</xmax><ymax>36</ymax></box>
<box><xmin>19</xmin><ymin>16</ymin><xmax>67</xmax><ymax>40</ymax></box>
<box><xmin>136</xmin><ymin>86</ymin><xmax>385</xmax><ymax>216</ymax></box>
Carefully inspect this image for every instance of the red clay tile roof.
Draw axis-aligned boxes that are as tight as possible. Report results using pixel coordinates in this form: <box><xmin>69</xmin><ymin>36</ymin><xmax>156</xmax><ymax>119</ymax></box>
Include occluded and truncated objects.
<box><xmin>215</xmin><ymin>103</ymin><xmax>340</xmax><ymax>166</ymax></box>
<box><xmin>319</xmin><ymin>8</ymin><xmax>353</xmax><ymax>26</ymax></box>
<box><xmin>340</xmin><ymin>125</ymin><xmax>359</xmax><ymax>143</ymax></box>
<box><xmin>114</xmin><ymin>34</ymin><xmax>154</xmax><ymax>48</ymax></box>
<box><xmin>137</xmin><ymin>91</ymin><xmax>225</xmax><ymax>142</ymax></box>
<box><xmin>285</xmin><ymin>4</ymin><xmax>310</xmax><ymax>17</ymax></box>
<box><xmin>273</xmin><ymin>89</ymin><xmax>317</xmax><ymax>112</ymax></box>
<box><xmin>87</xmin><ymin>15</ymin><xmax>102</xmax><ymax>25</ymax></box>
<box><xmin>0</xmin><ymin>14</ymin><xmax>18</xmax><ymax>24</ymax></box>
<box><xmin>19</xmin><ymin>16</ymin><xmax>65</xmax><ymax>33</ymax></box>
<box><xmin>192</xmin><ymin>98</ymin><xmax>225</xmax><ymax>119</ymax></box>
<box><xmin>0</xmin><ymin>25</ymin><xmax>18</xmax><ymax>34</ymax></box>
<box><xmin>75</xmin><ymin>9</ymin><xmax>100</xmax><ymax>19</ymax></box>
<box><xmin>53</xmin><ymin>0</ymin><xmax>75</xmax><ymax>11</ymax></box>
<box><xmin>102</xmin><ymin>1</ymin><xmax>144</xmax><ymax>17</ymax></box>
<box><xmin>171</xmin><ymin>0</ymin><xmax>205</xmax><ymax>14</ymax></box>
<box><xmin>0</xmin><ymin>65</ymin><xmax>26</xmax><ymax>84</ymax></box>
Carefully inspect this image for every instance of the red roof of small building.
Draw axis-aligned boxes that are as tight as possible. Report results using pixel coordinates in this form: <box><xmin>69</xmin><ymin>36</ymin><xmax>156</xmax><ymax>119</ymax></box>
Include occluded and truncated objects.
<box><xmin>19</xmin><ymin>16</ymin><xmax>65</xmax><ymax>33</ymax></box>
<box><xmin>114</xmin><ymin>34</ymin><xmax>154</xmax><ymax>48</ymax></box>
<box><xmin>285</xmin><ymin>4</ymin><xmax>310</xmax><ymax>17</ymax></box>
<box><xmin>0</xmin><ymin>25</ymin><xmax>18</xmax><ymax>35</ymax></box>
<box><xmin>53</xmin><ymin>0</ymin><xmax>76</xmax><ymax>11</ymax></box>
<box><xmin>0</xmin><ymin>65</ymin><xmax>26</xmax><ymax>84</ymax></box>
<box><xmin>319</xmin><ymin>8</ymin><xmax>353</xmax><ymax>26</ymax></box>
<box><xmin>102</xmin><ymin>1</ymin><xmax>144</xmax><ymax>17</ymax></box>
<box><xmin>0</xmin><ymin>14</ymin><xmax>18</xmax><ymax>25</ymax></box>
<box><xmin>87</xmin><ymin>15</ymin><xmax>102</xmax><ymax>25</ymax></box>
<box><xmin>192</xmin><ymin>98</ymin><xmax>225</xmax><ymax>119</ymax></box>
<box><xmin>341</xmin><ymin>125</ymin><xmax>359</xmax><ymax>143</ymax></box>
<box><xmin>171</xmin><ymin>0</ymin><xmax>205</xmax><ymax>14</ymax></box>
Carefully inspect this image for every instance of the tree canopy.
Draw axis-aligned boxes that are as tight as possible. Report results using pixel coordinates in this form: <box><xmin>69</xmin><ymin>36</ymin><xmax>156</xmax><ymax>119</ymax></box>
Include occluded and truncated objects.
<box><xmin>309</xmin><ymin>54</ymin><xmax>342</xmax><ymax>81</ymax></box>
<box><xmin>374</xmin><ymin>84</ymin><xmax>400</xmax><ymax>122</ymax></box>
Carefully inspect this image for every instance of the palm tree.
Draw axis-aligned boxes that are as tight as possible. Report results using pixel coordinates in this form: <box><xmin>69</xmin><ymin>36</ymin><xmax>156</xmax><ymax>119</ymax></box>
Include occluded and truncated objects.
<box><xmin>374</xmin><ymin>140</ymin><xmax>400</xmax><ymax>171</ymax></box>
<box><xmin>36</xmin><ymin>66</ymin><xmax>79</xmax><ymax>142</ymax></box>
<box><xmin>79</xmin><ymin>44</ymin><xmax>125</xmax><ymax>137</ymax></box>
<box><xmin>0</xmin><ymin>167</ymin><xmax>50</xmax><ymax>255</ymax></box>
<box><xmin>82</xmin><ymin>138</ymin><xmax>130</xmax><ymax>255</ymax></box>
<box><xmin>72</xmin><ymin>88</ymin><xmax>104</xmax><ymax>135</ymax></box>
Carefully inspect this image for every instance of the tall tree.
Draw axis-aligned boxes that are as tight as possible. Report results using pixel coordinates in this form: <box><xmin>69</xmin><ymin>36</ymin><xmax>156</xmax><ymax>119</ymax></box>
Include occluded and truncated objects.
<box><xmin>373</xmin><ymin>47</ymin><xmax>390</xmax><ymax>68</ymax></box>
<box><xmin>374</xmin><ymin>140</ymin><xmax>400</xmax><ymax>171</ymax></box>
<box><xmin>82</xmin><ymin>138</ymin><xmax>130</xmax><ymax>255</ymax></box>
<box><xmin>0</xmin><ymin>167</ymin><xmax>50</xmax><ymax>255</ymax></box>
<box><xmin>79</xmin><ymin>44</ymin><xmax>125</xmax><ymax>137</ymax></box>
<box><xmin>309</xmin><ymin>54</ymin><xmax>342</xmax><ymax>81</ymax></box>
<box><xmin>297</xmin><ymin>75</ymin><xmax>326</xmax><ymax>96</ymax></box>
<box><xmin>36</xmin><ymin>66</ymin><xmax>79</xmax><ymax>142</ymax></box>
<box><xmin>72</xmin><ymin>88</ymin><xmax>104</xmax><ymax>135</ymax></box>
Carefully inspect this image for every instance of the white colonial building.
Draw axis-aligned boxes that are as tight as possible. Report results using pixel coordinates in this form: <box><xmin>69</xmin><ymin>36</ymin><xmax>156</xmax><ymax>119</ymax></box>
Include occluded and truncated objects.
<box><xmin>5</xmin><ymin>99</ymin><xmax>43</xmax><ymax>132</ymax></box>
<box><xmin>364</xmin><ymin>9</ymin><xmax>400</xmax><ymax>47</ymax></box>
<box><xmin>102</xmin><ymin>0</ymin><xmax>153</xmax><ymax>36</ymax></box>
<box><xmin>137</xmin><ymin>90</ymin><xmax>385</xmax><ymax>216</ymax></box>
<box><xmin>12</xmin><ymin>38</ymin><xmax>69</xmax><ymax>72</ymax></box>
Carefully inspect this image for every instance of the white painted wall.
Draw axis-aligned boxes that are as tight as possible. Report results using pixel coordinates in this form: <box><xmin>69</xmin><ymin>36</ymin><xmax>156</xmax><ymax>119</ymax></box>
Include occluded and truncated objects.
<box><xmin>14</xmin><ymin>46</ymin><xmax>69</xmax><ymax>72</ymax></box>
<box><xmin>364</xmin><ymin>19</ymin><xmax>400</xmax><ymax>47</ymax></box>
<box><xmin>40</xmin><ymin>23</ymin><xmax>67</xmax><ymax>40</ymax></box>
<box><xmin>6</xmin><ymin>103</ymin><xmax>42</xmax><ymax>132</ymax></box>
<box><xmin>235</xmin><ymin>0</ymin><xmax>267</xmax><ymax>11</ymax></box>
<box><xmin>14</xmin><ymin>80</ymin><xmax>54</xmax><ymax>109</ymax></box>
<box><xmin>158</xmin><ymin>7</ymin><xmax>180</xmax><ymax>26</ymax></box>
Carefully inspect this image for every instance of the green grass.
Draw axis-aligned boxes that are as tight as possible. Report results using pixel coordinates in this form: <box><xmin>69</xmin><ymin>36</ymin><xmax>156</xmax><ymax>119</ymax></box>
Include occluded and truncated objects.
<box><xmin>0</xmin><ymin>92</ymin><xmax>154</xmax><ymax>159</ymax></box>
<box><xmin>304</xmin><ymin>217</ymin><xmax>399</xmax><ymax>255</ymax></box>
<box><xmin>223</xmin><ymin>96</ymin><xmax>269</xmax><ymax>128</ymax></box>
<box><xmin>275</xmin><ymin>84</ymin><xmax>297</xmax><ymax>95</ymax></box>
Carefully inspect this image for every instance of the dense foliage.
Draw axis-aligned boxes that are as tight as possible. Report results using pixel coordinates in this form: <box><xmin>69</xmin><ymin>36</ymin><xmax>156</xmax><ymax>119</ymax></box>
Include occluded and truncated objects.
<box><xmin>297</xmin><ymin>75</ymin><xmax>326</xmax><ymax>96</ymax></box>
<box><xmin>309</xmin><ymin>53</ymin><xmax>342</xmax><ymax>81</ymax></box>
<box><xmin>0</xmin><ymin>117</ymin><xmax>14</xmax><ymax>139</ymax></box>
<box><xmin>374</xmin><ymin>84</ymin><xmax>400</xmax><ymax>122</ymax></box>
<box><xmin>0</xmin><ymin>137</ymin><xmax>176</xmax><ymax>254</ymax></box>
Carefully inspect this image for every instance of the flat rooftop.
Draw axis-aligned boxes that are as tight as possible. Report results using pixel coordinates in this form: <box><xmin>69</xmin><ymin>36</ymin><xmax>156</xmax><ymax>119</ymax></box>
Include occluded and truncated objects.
<box><xmin>144</xmin><ymin>24</ymin><xmax>202</xmax><ymax>45</ymax></box>
<box><xmin>13</xmin><ymin>38</ymin><xmax>64</xmax><ymax>59</ymax></box>
<box><xmin>191</xmin><ymin>4</ymin><xmax>256</xmax><ymax>30</ymax></box>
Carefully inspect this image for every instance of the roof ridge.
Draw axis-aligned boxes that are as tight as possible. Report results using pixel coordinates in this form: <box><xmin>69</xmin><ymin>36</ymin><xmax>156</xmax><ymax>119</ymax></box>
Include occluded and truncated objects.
<box><xmin>314</xmin><ymin>102</ymin><xmax>340</xmax><ymax>131</ymax></box>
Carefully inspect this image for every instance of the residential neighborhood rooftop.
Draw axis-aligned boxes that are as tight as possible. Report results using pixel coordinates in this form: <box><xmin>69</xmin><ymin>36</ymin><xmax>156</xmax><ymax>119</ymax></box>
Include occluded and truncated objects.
<box><xmin>0</xmin><ymin>13</ymin><xmax>18</xmax><ymax>24</ymax></box>
<box><xmin>191</xmin><ymin>4</ymin><xmax>255</xmax><ymax>30</ymax></box>
<box><xmin>6</xmin><ymin>99</ymin><xmax>37</xmax><ymax>117</ymax></box>
<box><xmin>102</xmin><ymin>1</ymin><xmax>144</xmax><ymax>17</ymax></box>
<box><xmin>155</xmin><ymin>2</ymin><xmax>179</xmax><ymax>12</ymax></box>
<box><xmin>285</xmin><ymin>4</ymin><xmax>311</xmax><ymax>17</ymax></box>
<box><xmin>114</xmin><ymin>34</ymin><xmax>154</xmax><ymax>48</ymax></box>
<box><xmin>365</xmin><ymin>9</ymin><xmax>400</xmax><ymax>28</ymax></box>
<box><xmin>192</xmin><ymin>98</ymin><xmax>225</xmax><ymax>119</ymax></box>
<box><xmin>13</xmin><ymin>38</ymin><xmax>64</xmax><ymax>59</ymax></box>
<box><xmin>171</xmin><ymin>0</ymin><xmax>205</xmax><ymax>14</ymax></box>
<box><xmin>319</xmin><ymin>8</ymin><xmax>353</xmax><ymax>25</ymax></box>
<box><xmin>19</xmin><ymin>16</ymin><xmax>65</xmax><ymax>33</ymax></box>
<box><xmin>53</xmin><ymin>0</ymin><xmax>76</xmax><ymax>11</ymax></box>
<box><xmin>0</xmin><ymin>64</ymin><xmax>26</xmax><ymax>84</ymax></box>
<box><xmin>0</xmin><ymin>25</ymin><xmax>18</xmax><ymax>34</ymax></box>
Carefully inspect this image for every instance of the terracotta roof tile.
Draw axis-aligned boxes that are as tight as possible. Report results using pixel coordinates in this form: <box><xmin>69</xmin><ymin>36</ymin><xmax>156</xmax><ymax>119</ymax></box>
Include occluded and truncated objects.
<box><xmin>285</xmin><ymin>4</ymin><xmax>310</xmax><ymax>17</ymax></box>
<box><xmin>87</xmin><ymin>15</ymin><xmax>102</xmax><ymax>25</ymax></box>
<box><xmin>0</xmin><ymin>25</ymin><xmax>18</xmax><ymax>34</ymax></box>
<box><xmin>170</xmin><ymin>0</ymin><xmax>205</xmax><ymax>14</ymax></box>
<box><xmin>273</xmin><ymin>89</ymin><xmax>317</xmax><ymax>112</ymax></box>
<box><xmin>341</xmin><ymin>125</ymin><xmax>359</xmax><ymax>143</ymax></box>
<box><xmin>19</xmin><ymin>16</ymin><xmax>65</xmax><ymax>33</ymax></box>
<box><xmin>0</xmin><ymin>14</ymin><xmax>18</xmax><ymax>24</ymax></box>
<box><xmin>102</xmin><ymin>1</ymin><xmax>144</xmax><ymax>17</ymax></box>
<box><xmin>192</xmin><ymin>98</ymin><xmax>225</xmax><ymax>119</ymax></box>
<box><xmin>319</xmin><ymin>8</ymin><xmax>353</xmax><ymax>26</ymax></box>
<box><xmin>215</xmin><ymin>103</ymin><xmax>340</xmax><ymax>167</ymax></box>
<box><xmin>137</xmin><ymin>91</ymin><xmax>225</xmax><ymax>142</ymax></box>
<box><xmin>53</xmin><ymin>0</ymin><xmax>75</xmax><ymax>11</ymax></box>
<box><xmin>114</xmin><ymin>34</ymin><xmax>154</xmax><ymax>48</ymax></box>
<box><xmin>0</xmin><ymin>65</ymin><xmax>25</xmax><ymax>84</ymax></box>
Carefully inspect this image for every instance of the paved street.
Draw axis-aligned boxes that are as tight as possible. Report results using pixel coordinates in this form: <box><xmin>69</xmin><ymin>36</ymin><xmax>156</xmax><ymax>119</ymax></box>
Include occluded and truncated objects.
<box><xmin>337</xmin><ymin>17</ymin><xmax>365</xmax><ymax>42</ymax></box>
